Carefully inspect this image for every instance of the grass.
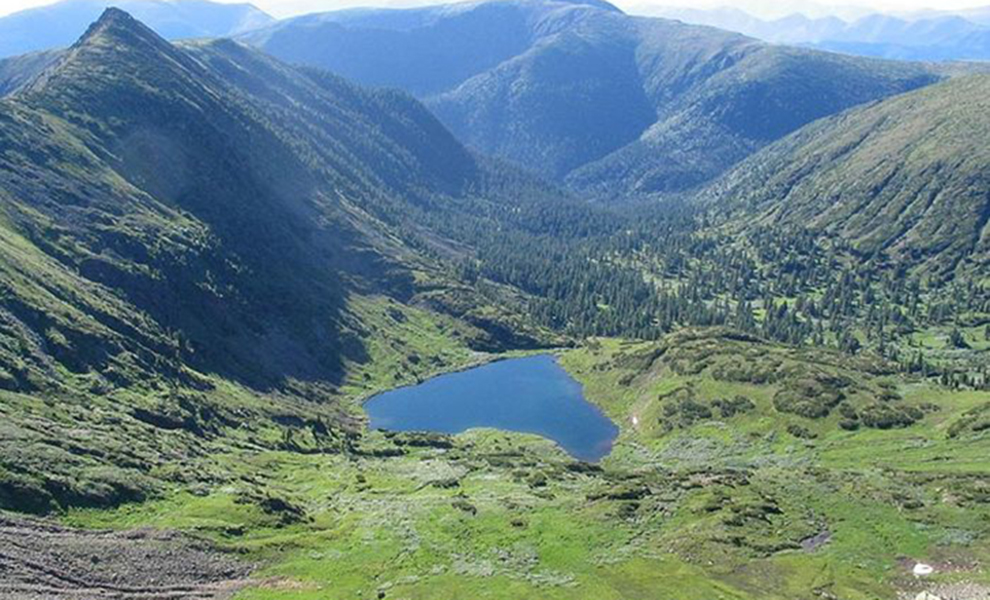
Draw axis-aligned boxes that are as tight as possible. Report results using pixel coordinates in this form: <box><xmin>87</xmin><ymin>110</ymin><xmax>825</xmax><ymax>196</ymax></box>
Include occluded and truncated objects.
<box><xmin>45</xmin><ymin>330</ymin><xmax>990</xmax><ymax>599</ymax></box>
<box><xmin>338</xmin><ymin>295</ymin><xmax>483</xmax><ymax>402</ymax></box>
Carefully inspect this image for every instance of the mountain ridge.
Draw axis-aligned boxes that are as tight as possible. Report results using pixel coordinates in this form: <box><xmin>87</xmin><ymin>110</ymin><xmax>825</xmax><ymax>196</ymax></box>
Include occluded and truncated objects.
<box><xmin>244</xmin><ymin>0</ymin><xmax>950</xmax><ymax>198</ymax></box>
<box><xmin>0</xmin><ymin>0</ymin><xmax>274</xmax><ymax>58</ymax></box>
<box><xmin>640</xmin><ymin>5</ymin><xmax>990</xmax><ymax>61</ymax></box>
<box><xmin>0</xmin><ymin>5</ymin><xmax>556</xmax><ymax>410</ymax></box>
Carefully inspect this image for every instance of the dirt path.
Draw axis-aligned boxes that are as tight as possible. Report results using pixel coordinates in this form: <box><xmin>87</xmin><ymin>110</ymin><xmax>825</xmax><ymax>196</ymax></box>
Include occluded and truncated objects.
<box><xmin>0</xmin><ymin>513</ymin><xmax>252</xmax><ymax>599</ymax></box>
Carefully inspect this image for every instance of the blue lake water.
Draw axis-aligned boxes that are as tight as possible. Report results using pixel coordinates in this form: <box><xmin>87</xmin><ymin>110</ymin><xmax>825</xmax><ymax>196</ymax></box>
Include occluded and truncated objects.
<box><xmin>364</xmin><ymin>354</ymin><xmax>619</xmax><ymax>462</ymax></box>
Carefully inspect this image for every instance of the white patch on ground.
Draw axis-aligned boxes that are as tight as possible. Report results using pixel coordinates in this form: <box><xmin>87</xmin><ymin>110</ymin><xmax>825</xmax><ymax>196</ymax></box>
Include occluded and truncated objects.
<box><xmin>900</xmin><ymin>583</ymin><xmax>990</xmax><ymax>600</ymax></box>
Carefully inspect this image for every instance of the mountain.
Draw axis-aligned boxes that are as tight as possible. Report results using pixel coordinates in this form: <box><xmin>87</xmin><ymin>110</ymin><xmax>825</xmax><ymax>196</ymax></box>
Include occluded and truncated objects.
<box><xmin>0</xmin><ymin>0</ymin><xmax>274</xmax><ymax>57</ymax></box>
<box><xmin>632</xmin><ymin>6</ymin><xmax>847</xmax><ymax>44</ymax></box>
<box><xmin>629</xmin><ymin>0</ymin><xmax>876</xmax><ymax>21</ymax></box>
<box><xmin>0</xmin><ymin>8</ymin><xmax>573</xmax><ymax>511</ymax></box>
<box><xmin>808</xmin><ymin>18</ymin><xmax>990</xmax><ymax>61</ymax></box>
<box><xmin>0</xmin><ymin>50</ymin><xmax>61</xmax><ymax>95</ymax></box>
<box><xmin>3</xmin><ymin>9</ymin><xmax>990</xmax><ymax>600</ymax></box>
<box><xmin>243</xmin><ymin>0</ymin><xmax>943</xmax><ymax>198</ymax></box>
<box><xmin>642</xmin><ymin>6</ymin><xmax>990</xmax><ymax>61</ymax></box>
<box><xmin>956</xmin><ymin>6</ymin><xmax>990</xmax><ymax>27</ymax></box>
<box><xmin>703</xmin><ymin>74</ymin><xmax>990</xmax><ymax>280</ymax></box>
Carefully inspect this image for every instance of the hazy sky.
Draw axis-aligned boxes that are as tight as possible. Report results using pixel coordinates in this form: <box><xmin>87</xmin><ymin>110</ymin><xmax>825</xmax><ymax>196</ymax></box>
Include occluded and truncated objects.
<box><xmin>1</xmin><ymin>0</ymin><xmax>989</xmax><ymax>18</ymax></box>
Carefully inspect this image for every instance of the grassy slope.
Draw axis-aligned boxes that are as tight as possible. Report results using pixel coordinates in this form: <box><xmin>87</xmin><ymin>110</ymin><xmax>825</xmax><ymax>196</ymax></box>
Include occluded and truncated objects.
<box><xmin>563</xmin><ymin>332</ymin><xmax>990</xmax><ymax>598</ymax></box>
<box><xmin>61</xmin><ymin>330</ymin><xmax>989</xmax><ymax>600</ymax></box>
<box><xmin>705</xmin><ymin>74</ymin><xmax>990</xmax><ymax>280</ymax></box>
<box><xmin>0</xmin><ymin>49</ymin><xmax>60</xmax><ymax>95</ymax></box>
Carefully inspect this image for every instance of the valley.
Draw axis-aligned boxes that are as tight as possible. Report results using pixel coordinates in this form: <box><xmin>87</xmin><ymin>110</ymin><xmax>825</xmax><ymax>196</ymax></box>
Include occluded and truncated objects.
<box><xmin>0</xmin><ymin>1</ymin><xmax>988</xmax><ymax>599</ymax></box>
<box><xmin>29</xmin><ymin>331</ymin><xmax>989</xmax><ymax>600</ymax></box>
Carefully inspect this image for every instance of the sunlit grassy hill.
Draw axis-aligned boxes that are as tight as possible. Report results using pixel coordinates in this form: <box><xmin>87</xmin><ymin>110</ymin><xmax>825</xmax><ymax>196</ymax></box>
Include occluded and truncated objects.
<box><xmin>704</xmin><ymin>74</ymin><xmax>990</xmax><ymax>280</ymax></box>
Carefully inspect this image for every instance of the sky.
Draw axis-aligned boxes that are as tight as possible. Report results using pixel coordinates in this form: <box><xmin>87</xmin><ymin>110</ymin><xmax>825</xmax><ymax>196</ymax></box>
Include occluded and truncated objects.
<box><xmin>0</xmin><ymin>0</ymin><xmax>989</xmax><ymax>19</ymax></box>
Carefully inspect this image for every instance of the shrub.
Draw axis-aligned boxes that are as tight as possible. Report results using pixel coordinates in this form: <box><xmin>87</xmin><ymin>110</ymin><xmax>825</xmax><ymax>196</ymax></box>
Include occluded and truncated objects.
<box><xmin>712</xmin><ymin>395</ymin><xmax>756</xmax><ymax>418</ymax></box>
<box><xmin>948</xmin><ymin>328</ymin><xmax>971</xmax><ymax>349</ymax></box>
<box><xmin>839</xmin><ymin>419</ymin><xmax>860</xmax><ymax>431</ymax></box>
<box><xmin>773</xmin><ymin>378</ymin><xmax>846</xmax><ymax>419</ymax></box>
<box><xmin>0</xmin><ymin>470</ymin><xmax>57</xmax><ymax>514</ymax></box>
<box><xmin>859</xmin><ymin>403</ymin><xmax>919</xmax><ymax>429</ymax></box>
<box><xmin>787</xmin><ymin>424</ymin><xmax>817</xmax><ymax>439</ymax></box>
<box><xmin>679</xmin><ymin>399</ymin><xmax>713</xmax><ymax>421</ymax></box>
<box><xmin>837</xmin><ymin>402</ymin><xmax>859</xmax><ymax>420</ymax></box>
<box><xmin>948</xmin><ymin>403</ymin><xmax>990</xmax><ymax>438</ymax></box>
<box><xmin>658</xmin><ymin>388</ymin><xmax>713</xmax><ymax>427</ymax></box>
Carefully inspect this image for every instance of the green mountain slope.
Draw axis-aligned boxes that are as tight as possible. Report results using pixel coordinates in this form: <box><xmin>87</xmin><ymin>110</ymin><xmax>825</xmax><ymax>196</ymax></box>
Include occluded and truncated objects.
<box><xmin>0</xmin><ymin>50</ymin><xmax>61</xmax><ymax>95</ymax></box>
<box><xmin>0</xmin><ymin>8</ymin><xmax>561</xmax><ymax>513</ymax></box>
<box><xmin>704</xmin><ymin>74</ymin><xmax>990</xmax><ymax>280</ymax></box>
<box><xmin>12</xmin><ymin>8</ymin><xmax>439</xmax><ymax>387</ymax></box>
<box><xmin>244</xmin><ymin>0</ymin><xmax>943</xmax><ymax>198</ymax></box>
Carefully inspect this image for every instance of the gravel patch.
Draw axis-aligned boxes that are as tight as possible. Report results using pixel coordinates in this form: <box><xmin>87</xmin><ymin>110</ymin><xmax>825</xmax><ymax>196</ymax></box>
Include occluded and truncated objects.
<box><xmin>0</xmin><ymin>513</ymin><xmax>252</xmax><ymax>599</ymax></box>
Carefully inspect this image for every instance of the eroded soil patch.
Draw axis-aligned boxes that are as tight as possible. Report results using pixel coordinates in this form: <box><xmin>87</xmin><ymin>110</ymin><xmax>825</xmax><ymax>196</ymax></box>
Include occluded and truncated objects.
<box><xmin>0</xmin><ymin>513</ymin><xmax>251</xmax><ymax>599</ymax></box>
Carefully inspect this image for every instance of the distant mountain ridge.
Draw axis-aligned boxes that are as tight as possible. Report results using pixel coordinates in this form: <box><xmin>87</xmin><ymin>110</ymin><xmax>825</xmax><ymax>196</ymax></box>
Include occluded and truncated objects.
<box><xmin>0</xmin><ymin>49</ymin><xmax>61</xmax><ymax>95</ymax></box>
<box><xmin>0</xmin><ymin>0</ymin><xmax>972</xmax><ymax>199</ymax></box>
<box><xmin>640</xmin><ymin>5</ymin><xmax>990</xmax><ymax>61</ymax></box>
<box><xmin>0</xmin><ymin>0</ymin><xmax>274</xmax><ymax>57</ymax></box>
<box><xmin>243</xmin><ymin>0</ymin><xmax>949</xmax><ymax>198</ymax></box>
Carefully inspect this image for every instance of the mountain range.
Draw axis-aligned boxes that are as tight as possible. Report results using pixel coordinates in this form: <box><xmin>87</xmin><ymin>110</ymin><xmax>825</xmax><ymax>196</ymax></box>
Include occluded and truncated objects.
<box><xmin>1</xmin><ymin>1</ymin><xmax>988</xmax><ymax>367</ymax></box>
<box><xmin>242</xmin><ymin>0</ymin><xmax>948</xmax><ymax>198</ymax></box>
<box><xmin>642</xmin><ymin>5</ymin><xmax>990</xmax><ymax>61</ymax></box>
<box><xmin>1</xmin><ymin>1</ymin><xmax>988</xmax><ymax>377</ymax></box>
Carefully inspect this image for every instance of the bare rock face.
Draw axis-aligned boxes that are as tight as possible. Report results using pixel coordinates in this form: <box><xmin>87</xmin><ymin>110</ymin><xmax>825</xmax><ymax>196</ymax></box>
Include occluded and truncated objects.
<box><xmin>0</xmin><ymin>513</ymin><xmax>252</xmax><ymax>599</ymax></box>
